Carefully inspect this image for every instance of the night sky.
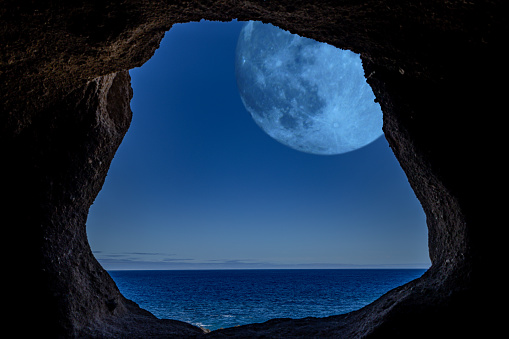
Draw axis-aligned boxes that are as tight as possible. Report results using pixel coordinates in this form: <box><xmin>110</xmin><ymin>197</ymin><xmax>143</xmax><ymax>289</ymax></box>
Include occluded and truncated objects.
<box><xmin>86</xmin><ymin>20</ymin><xmax>430</xmax><ymax>270</ymax></box>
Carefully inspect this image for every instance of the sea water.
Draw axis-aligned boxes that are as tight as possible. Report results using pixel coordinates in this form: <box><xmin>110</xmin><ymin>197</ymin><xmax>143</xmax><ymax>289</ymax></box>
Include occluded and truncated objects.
<box><xmin>108</xmin><ymin>269</ymin><xmax>425</xmax><ymax>331</ymax></box>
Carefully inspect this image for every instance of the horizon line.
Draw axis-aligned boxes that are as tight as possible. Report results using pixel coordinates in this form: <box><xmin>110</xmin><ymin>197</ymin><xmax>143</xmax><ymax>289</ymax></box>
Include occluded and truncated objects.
<box><xmin>106</xmin><ymin>267</ymin><xmax>430</xmax><ymax>271</ymax></box>
<box><xmin>103</xmin><ymin>264</ymin><xmax>431</xmax><ymax>271</ymax></box>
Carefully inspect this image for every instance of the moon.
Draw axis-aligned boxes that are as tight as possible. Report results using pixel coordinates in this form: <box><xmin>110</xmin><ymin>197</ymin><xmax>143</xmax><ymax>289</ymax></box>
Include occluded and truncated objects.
<box><xmin>235</xmin><ymin>21</ymin><xmax>383</xmax><ymax>155</ymax></box>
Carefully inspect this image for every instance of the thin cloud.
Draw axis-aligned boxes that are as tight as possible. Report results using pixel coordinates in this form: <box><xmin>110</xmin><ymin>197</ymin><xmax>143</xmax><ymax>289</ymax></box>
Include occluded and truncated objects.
<box><xmin>93</xmin><ymin>251</ymin><xmax>191</xmax><ymax>264</ymax></box>
<box><xmin>93</xmin><ymin>251</ymin><xmax>430</xmax><ymax>270</ymax></box>
<box><xmin>128</xmin><ymin>252</ymin><xmax>176</xmax><ymax>256</ymax></box>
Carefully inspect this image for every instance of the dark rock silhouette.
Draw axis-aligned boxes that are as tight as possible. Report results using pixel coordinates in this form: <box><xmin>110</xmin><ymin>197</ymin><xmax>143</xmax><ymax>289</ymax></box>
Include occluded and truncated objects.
<box><xmin>1</xmin><ymin>1</ymin><xmax>504</xmax><ymax>337</ymax></box>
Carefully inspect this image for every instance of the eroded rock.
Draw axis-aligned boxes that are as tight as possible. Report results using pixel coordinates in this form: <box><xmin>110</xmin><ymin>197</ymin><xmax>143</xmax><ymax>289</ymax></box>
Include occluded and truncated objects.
<box><xmin>1</xmin><ymin>1</ymin><xmax>504</xmax><ymax>337</ymax></box>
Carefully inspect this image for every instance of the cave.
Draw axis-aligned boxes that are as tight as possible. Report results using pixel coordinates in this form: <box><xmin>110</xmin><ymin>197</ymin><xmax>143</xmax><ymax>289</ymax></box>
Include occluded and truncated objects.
<box><xmin>1</xmin><ymin>1</ymin><xmax>503</xmax><ymax>338</ymax></box>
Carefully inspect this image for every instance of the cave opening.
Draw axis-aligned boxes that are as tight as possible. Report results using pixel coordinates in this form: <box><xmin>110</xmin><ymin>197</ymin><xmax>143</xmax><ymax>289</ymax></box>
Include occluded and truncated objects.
<box><xmin>3</xmin><ymin>1</ymin><xmax>503</xmax><ymax>336</ymax></box>
<box><xmin>86</xmin><ymin>19</ymin><xmax>430</xmax><ymax>331</ymax></box>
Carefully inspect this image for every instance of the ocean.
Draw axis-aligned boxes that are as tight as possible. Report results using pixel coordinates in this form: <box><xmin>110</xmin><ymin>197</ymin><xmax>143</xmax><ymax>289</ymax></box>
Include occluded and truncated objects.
<box><xmin>109</xmin><ymin>269</ymin><xmax>425</xmax><ymax>331</ymax></box>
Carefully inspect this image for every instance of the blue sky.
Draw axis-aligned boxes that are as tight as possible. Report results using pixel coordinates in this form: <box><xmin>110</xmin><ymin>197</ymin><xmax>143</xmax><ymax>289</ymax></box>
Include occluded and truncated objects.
<box><xmin>86</xmin><ymin>20</ymin><xmax>430</xmax><ymax>270</ymax></box>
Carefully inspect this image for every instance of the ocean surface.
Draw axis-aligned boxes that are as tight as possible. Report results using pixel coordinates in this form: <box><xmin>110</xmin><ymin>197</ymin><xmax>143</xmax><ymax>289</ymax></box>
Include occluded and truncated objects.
<box><xmin>108</xmin><ymin>269</ymin><xmax>425</xmax><ymax>331</ymax></box>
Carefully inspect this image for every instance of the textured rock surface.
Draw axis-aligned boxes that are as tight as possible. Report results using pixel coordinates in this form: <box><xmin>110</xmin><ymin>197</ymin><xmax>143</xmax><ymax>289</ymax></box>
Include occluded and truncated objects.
<box><xmin>1</xmin><ymin>1</ymin><xmax>504</xmax><ymax>337</ymax></box>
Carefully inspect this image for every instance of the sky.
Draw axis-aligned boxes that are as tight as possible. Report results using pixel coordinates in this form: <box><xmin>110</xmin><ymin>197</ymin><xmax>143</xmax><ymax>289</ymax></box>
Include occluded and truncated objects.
<box><xmin>86</xmin><ymin>20</ymin><xmax>430</xmax><ymax>270</ymax></box>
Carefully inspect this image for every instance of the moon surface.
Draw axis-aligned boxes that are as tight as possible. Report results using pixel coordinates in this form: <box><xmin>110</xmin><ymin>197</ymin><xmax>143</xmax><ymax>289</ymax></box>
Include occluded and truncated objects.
<box><xmin>235</xmin><ymin>21</ymin><xmax>383</xmax><ymax>155</ymax></box>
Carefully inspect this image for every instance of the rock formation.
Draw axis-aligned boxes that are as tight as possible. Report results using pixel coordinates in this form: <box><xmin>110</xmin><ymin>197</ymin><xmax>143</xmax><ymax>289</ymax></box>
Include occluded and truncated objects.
<box><xmin>1</xmin><ymin>1</ymin><xmax>504</xmax><ymax>337</ymax></box>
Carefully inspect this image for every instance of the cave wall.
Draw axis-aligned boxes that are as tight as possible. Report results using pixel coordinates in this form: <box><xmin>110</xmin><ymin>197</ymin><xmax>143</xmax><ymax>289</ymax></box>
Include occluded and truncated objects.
<box><xmin>1</xmin><ymin>1</ymin><xmax>504</xmax><ymax>337</ymax></box>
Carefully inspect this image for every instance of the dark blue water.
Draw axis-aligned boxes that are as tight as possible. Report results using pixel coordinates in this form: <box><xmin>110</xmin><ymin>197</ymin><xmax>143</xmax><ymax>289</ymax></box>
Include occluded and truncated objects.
<box><xmin>109</xmin><ymin>269</ymin><xmax>425</xmax><ymax>331</ymax></box>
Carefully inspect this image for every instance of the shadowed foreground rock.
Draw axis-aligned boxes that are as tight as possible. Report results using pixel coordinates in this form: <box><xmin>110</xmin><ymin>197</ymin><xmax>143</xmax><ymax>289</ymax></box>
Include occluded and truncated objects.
<box><xmin>1</xmin><ymin>1</ymin><xmax>504</xmax><ymax>337</ymax></box>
